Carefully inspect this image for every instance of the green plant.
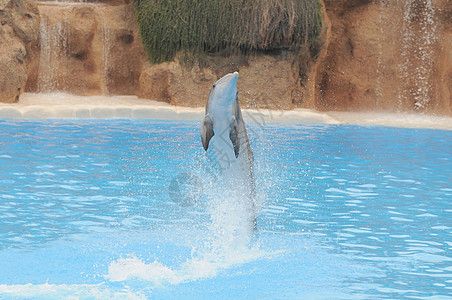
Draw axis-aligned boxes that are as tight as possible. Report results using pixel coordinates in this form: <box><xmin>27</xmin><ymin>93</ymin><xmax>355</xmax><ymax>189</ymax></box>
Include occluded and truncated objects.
<box><xmin>134</xmin><ymin>0</ymin><xmax>323</xmax><ymax>63</ymax></box>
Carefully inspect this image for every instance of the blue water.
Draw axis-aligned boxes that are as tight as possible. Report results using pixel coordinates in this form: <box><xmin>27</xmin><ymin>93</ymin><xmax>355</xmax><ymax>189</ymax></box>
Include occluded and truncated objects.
<box><xmin>0</xmin><ymin>119</ymin><xmax>451</xmax><ymax>299</ymax></box>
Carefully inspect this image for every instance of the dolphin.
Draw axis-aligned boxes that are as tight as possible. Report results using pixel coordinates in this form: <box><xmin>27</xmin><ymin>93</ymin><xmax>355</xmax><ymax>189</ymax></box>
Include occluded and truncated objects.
<box><xmin>200</xmin><ymin>72</ymin><xmax>257</xmax><ymax>229</ymax></box>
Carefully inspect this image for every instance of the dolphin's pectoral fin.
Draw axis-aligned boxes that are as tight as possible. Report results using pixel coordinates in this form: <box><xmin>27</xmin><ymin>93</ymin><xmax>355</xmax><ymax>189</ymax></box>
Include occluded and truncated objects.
<box><xmin>229</xmin><ymin>118</ymin><xmax>240</xmax><ymax>158</ymax></box>
<box><xmin>201</xmin><ymin>114</ymin><xmax>215</xmax><ymax>151</ymax></box>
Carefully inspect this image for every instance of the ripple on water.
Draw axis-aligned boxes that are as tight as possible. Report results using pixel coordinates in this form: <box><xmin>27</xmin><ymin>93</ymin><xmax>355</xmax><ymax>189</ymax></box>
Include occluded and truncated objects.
<box><xmin>0</xmin><ymin>120</ymin><xmax>451</xmax><ymax>298</ymax></box>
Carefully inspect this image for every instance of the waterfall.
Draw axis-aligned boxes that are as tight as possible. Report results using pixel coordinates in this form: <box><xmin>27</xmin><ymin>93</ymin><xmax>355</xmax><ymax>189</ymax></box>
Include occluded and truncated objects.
<box><xmin>373</xmin><ymin>0</ymin><xmax>438</xmax><ymax>111</ymax></box>
<box><xmin>37</xmin><ymin>11</ymin><xmax>69</xmax><ymax>92</ymax></box>
<box><xmin>101</xmin><ymin>11</ymin><xmax>111</xmax><ymax>95</ymax></box>
<box><xmin>374</xmin><ymin>0</ymin><xmax>385</xmax><ymax>107</ymax></box>
<box><xmin>35</xmin><ymin>2</ymin><xmax>111</xmax><ymax>95</ymax></box>
<box><xmin>398</xmin><ymin>0</ymin><xmax>437</xmax><ymax>110</ymax></box>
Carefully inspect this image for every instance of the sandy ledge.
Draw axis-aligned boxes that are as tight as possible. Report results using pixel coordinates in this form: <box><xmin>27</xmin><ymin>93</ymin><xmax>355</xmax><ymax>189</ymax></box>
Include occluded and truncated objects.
<box><xmin>0</xmin><ymin>93</ymin><xmax>451</xmax><ymax>130</ymax></box>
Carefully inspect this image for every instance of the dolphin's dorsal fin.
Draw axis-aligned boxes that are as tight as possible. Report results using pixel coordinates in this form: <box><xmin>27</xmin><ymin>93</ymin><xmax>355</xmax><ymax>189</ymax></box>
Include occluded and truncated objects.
<box><xmin>229</xmin><ymin>117</ymin><xmax>240</xmax><ymax>158</ymax></box>
<box><xmin>201</xmin><ymin>114</ymin><xmax>215</xmax><ymax>151</ymax></box>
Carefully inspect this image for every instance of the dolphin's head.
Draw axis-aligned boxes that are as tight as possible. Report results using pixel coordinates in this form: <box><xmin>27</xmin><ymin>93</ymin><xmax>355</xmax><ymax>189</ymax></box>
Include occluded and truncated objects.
<box><xmin>209</xmin><ymin>72</ymin><xmax>239</xmax><ymax>106</ymax></box>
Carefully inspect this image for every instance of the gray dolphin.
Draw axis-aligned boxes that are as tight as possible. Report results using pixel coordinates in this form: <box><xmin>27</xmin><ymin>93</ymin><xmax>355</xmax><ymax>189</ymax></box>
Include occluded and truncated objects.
<box><xmin>200</xmin><ymin>72</ymin><xmax>257</xmax><ymax>229</ymax></box>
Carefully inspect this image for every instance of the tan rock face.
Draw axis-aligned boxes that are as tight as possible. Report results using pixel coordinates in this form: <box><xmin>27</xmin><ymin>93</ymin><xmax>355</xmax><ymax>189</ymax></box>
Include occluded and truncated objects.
<box><xmin>314</xmin><ymin>0</ymin><xmax>452</xmax><ymax>115</ymax></box>
<box><xmin>237</xmin><ymin>54</ymin><xmax>301</xmax><ymax>110</ymax></box>
<box><xmin>0</xmin><ymin>0</ymin><xmax>39</xmax><ymax>103</ymax></box>
<box><xmin>138</xmin><ymin>61</ymin><xmax>217</xmax><ymax>107</ymax></box>
<box><xmin>138</xmin><ymin>53</ymin><xmax>302</xmax><ymax>109</ymax></box>
<box><xmin>28</xmin><ymin>2</ymin><xmax>146</xmax><ymax>95</ymax></box>
<box><xmin>102</xmin><ymin>5</ymin><xmax>146</xmax><ymax>95</ymax></box>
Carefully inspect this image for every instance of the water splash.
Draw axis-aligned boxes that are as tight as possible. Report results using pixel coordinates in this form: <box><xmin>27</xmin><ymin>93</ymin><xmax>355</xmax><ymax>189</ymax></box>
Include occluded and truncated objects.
<box><xmin>103</xmin><ymin>125</ymin><xmax>269</xmax><ymax>286</ymax></box>
<box><xmin>105</xmin><ymin>246</ymin><xmax>278</xmax><ymax>286</ymax></box>
<box><xmin>104</xmin><ymin>171</ymin><xmax>272</xmax><ymax>286</ymax></box>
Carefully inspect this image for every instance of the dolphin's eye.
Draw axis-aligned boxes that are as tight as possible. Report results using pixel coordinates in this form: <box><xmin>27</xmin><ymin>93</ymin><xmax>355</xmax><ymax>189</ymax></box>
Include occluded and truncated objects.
<box><xmin>212</xmin><ymin>84</ymin><xmax>216</xmax><ymax>88</ymax></box>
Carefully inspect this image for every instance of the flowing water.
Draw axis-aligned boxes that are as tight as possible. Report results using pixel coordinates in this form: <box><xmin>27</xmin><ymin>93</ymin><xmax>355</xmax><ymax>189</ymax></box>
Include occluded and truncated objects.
<box><xmin>37</xmin><ymin>10</ymin><xmax>67</xmax><ymax>92</ymax></box>
<box><xmin>0</xmin><ymin>119</ymin><xmax>451</xmax><ymax>299</ymax></box>
<box><xmin>397</xmin><ymin>0</ymin><xmax>437</xmax><ymax>110</ymax></box>
<box><xmin>36</xmin><ymin>2</ymin><xmax>111</xmax><ymax>94</ymax></box>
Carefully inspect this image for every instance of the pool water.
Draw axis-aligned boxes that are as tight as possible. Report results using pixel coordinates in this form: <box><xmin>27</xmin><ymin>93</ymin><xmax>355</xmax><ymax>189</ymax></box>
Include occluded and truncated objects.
<box><xmin>0</xmin><ymin>119</ymin><xmax>451</xmax><ymax>299</ymax></box>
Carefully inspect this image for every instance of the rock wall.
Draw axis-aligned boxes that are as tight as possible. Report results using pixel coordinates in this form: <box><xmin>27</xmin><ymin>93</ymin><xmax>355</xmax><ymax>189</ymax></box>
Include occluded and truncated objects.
<box><xmin>22</xmin><ymin>0</ymin><xmax>307</xmax><ymax>109</ymax></box>
<box><xmin>312</xmin><ymin>0</ymin><xmax>452</xmax><ymax>115</ymax></box>
<box><xmin>138</xmin><ymin>53</ymin><xmax>302</xmax><ymax>109</ymax></box>
<box><xmin>0</xmin><ymin>0</ymin><xmax>39</xmax><ymax>103</ymax></box>
<box><xmin>27</xmin><ymin>1</ymin><xmax>147</xmax><ymax>95</ymax></box>
<box><xmin>3</xmin><ymin>0</ymin><xmax>450</xmax><ymax>116</ymax></box>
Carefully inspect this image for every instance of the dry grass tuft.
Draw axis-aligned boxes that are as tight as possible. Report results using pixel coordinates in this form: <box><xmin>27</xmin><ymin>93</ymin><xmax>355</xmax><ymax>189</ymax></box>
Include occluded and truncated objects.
<box><xmin>134</xmin><ymin>0</ymin><xmax>322</xmax><ymax>63</ymax></box>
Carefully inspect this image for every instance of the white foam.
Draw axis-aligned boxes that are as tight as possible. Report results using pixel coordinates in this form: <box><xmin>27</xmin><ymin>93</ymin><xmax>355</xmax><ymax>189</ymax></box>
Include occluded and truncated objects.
<box><xmin>105</xmin><ymin>246</ymin><xmax>280</xmax><ymax>286</ymax></box>
<box><xmin>0</xmin><ymin>283</ymin><xmax>145</xmax><ymax>300</ymax></box>
<box><xmin>106</xmin><ymin>257</ymin><xmax>179</xmax><ymax>284</ymax></box>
